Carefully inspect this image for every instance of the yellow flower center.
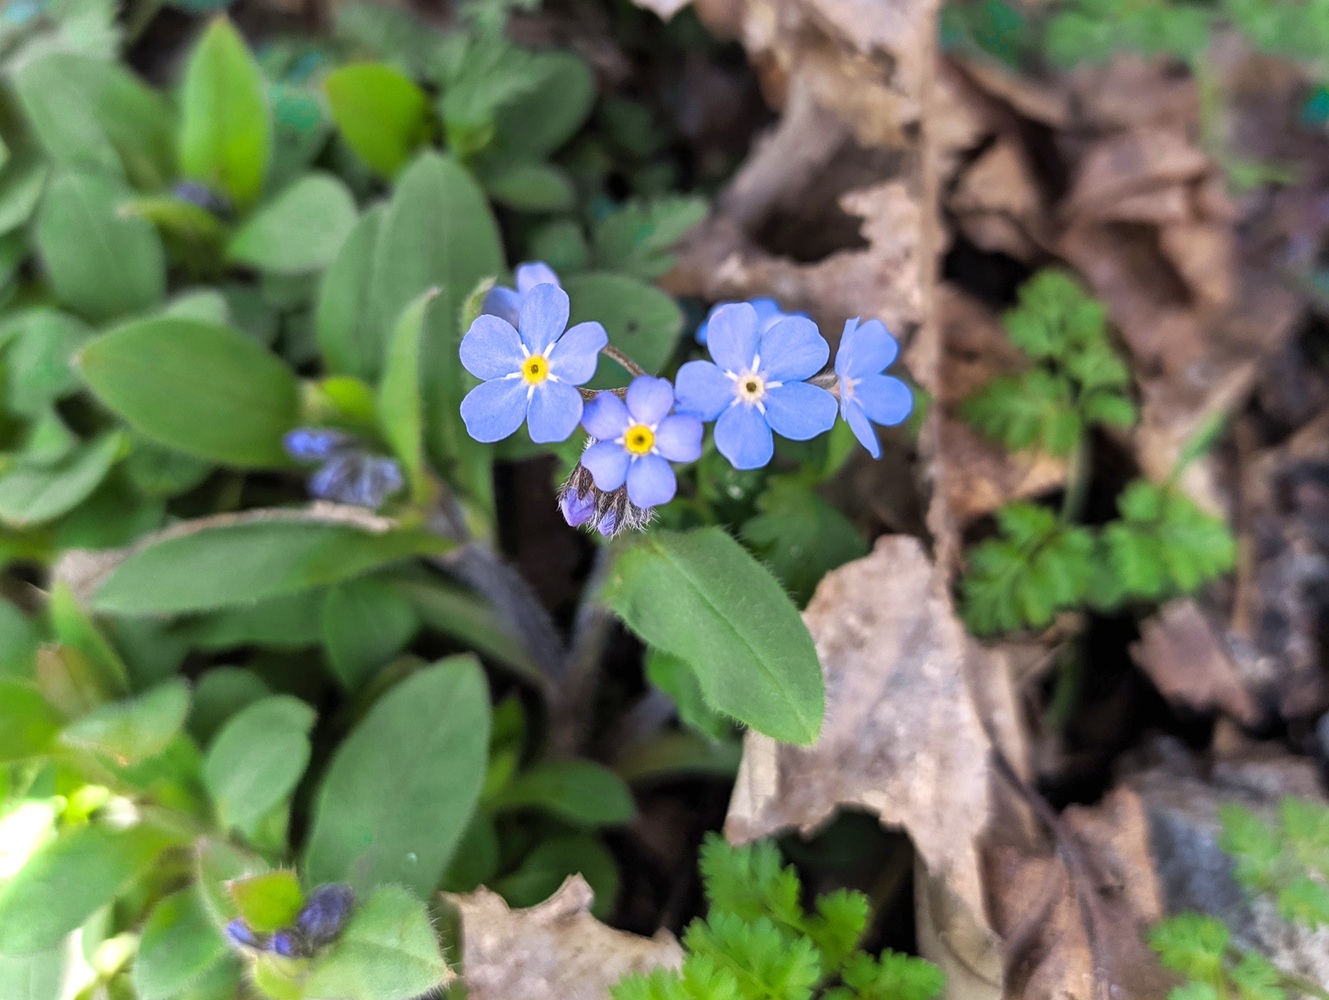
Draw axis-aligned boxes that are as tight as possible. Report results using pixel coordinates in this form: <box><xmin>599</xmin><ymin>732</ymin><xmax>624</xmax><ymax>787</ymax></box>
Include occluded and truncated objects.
<box><xmin>736</xmin><ymin>373</ymin><xmax>765</xmax><ymax>403</ymax></box>
<box><xmin>624</xmin><ymin>424</ymin><xmax>655</xmax><ymax>456</ymax></box>
<box><xmin>521</xmin><ymin>355</ymin><xmax>549</xmax><ymax>385</ymax></box>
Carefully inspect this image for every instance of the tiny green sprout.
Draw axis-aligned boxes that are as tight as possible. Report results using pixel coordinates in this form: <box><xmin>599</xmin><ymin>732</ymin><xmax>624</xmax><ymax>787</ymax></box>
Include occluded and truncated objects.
<box><xmin>612</xmin><ymin>834</ymin><xmax>944</xmax><ymax>1000</ymax></box>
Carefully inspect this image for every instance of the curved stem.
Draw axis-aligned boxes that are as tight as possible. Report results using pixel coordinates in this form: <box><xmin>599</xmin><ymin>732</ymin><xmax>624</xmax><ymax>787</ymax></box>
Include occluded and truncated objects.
<box><xmin>1059</xmin><ymin>432</ymin><xmax>1092</xmax><ymax>525</ymax></box>
<box><xmin>601</xmin><ymin>344</ymin><xmax>647</xmax><ymax>378</ymax></box>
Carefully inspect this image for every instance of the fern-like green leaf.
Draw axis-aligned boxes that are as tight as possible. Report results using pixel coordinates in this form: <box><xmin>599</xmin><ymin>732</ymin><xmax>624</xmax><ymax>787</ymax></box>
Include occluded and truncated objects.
<box><xmin>1230</xmin><ymin>951</ymin><xmax>1286</xmax><ymax>1000</ymax></box>
<box><xmin>1104</xmin><ymin>481</ymin><xmax>1236</xmax><ymax>603</ymax></box>
<box><xmin>1148</xmin><ymin>913</ymin><xmax>1229</xmax><ymax>981</ymax></box>
<box><xmin>804</xmin><ymin>890</ymin><xmax>870</xmax><ymax>972</ymax></box>
<box><xmin>1277</xmin><ymin>875</ymin><xmax>1329</xmax><ymax>929</ymax></box>
<box><xmin>1218</xmin><ymin>804</ymin><xmax>1282</xmax><ymax>893</ymax></box>
<box><xmin>961</xmin><ymin>502</ymin><xmax>1094</xmax><ymax>635</ymax></box>
<box><xmin>1280</xmin><ymin>797</ymin><xmax>1329</xmax><ymax>878</ymax></box>
<box><xmin>685</xmin><ymin>913</ymin><xmax>822</xmax><ymax>1000</ymax></box>
<box><xmin>699</xmin><ymin>833</ymin><xmax>804</xmax><ymax>930</ymax></box>
<box><xmin>959</xmin><ymin>371</ymin><xmax>1081</xmax><ymax>456</ymax></box>
<box><xmin>836</xmin><ymin>951</ymin><xmax>946</xmax><ymax>1000</ymax></box>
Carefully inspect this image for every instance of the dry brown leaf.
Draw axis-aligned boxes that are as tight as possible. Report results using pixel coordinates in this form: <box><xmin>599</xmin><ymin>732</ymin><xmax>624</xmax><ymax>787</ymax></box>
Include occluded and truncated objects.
<box><xmin>1130</xmin><ymin>600</ymin><xmax>1261</xmax><ymax>726</ymax></box>
<box><xmin>447</xmin><ymin>877</ymin><xmax>682</xmax><ymax>999</ymax></box>
<box><xmin>986</xmin><ymin>788</ymin><xmax>1171</xmax><ymax>1000</ymax></box>
<box><xmin>725</xmin><ymin>535</ymin><xmax>1018</xmax><ymax>997</ymax></box>
<box><xmin>938</xmin><ymin>419</ymin><xmax>1067</xmax><ymax>524</ymax></box>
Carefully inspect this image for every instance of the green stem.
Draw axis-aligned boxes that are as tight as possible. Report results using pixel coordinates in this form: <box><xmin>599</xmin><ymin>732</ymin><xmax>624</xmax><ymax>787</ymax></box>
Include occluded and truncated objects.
<box><xmin>1059</xmin><ymin>432</ymin><xmax>1092</xmax><ymax>524</ymax></box>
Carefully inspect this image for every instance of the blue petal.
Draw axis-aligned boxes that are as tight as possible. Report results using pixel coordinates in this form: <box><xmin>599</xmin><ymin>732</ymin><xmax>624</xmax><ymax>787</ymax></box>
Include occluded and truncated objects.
<box><xmin>480</xmin><ymin>286</ymin><xmax>520</xmax><ymax>328</ymax></box>
<box><xmin>654</xmin><ymin>414</ymin><xmax>702</xmax><ymax>463</ymax></box>
<box><xmin>842</xmin><ymin>399</ymin><xmax>880</xmax><ymax>458</ymax></box>
<box><xmin>284</xmin><ymin>428</ymin><xmax>349</xmax><ymax>461</ymax></box>
<box><xmin>461</xmin><ymin>378</ymin><xmax>528</xmax><ymax>442</ymax></box>
<box><xmin>515</xmin><ymin>261</ymin><xmax>561</xmax><ymax>294</ymax></box>
<box><xmin>750</xmin><ymin>298</ymin><xmax>782</xmax><ymax>326</ymax></box>
<box><xmin>714</xmin><ymin>403</ymin><xmax>773</xmax><ymax>470</ymax></box>
<box><xmin>460</xmin><ymin>315</ymin><xmax>524</xmax><ymax>380</ymax></box>
<box><xmin>626</xmin><ymin>375</ymin><xmax>675</xmax><ymax>425</ymax></box>
<box><xmin>675</xmin><ymin>360</ymin><xmax>734</xmax><ymax>421</ymax></box>
<box><xmin>583</xmin><ymin>440</ymin><xmax>629</xmax><ymax>490</ymax></box>
<box><xmin>561</xmin><ymin>487</ymin><xmax>595</xmax><ymax>527</ymax></box>
<box><xmin>309</xmin><ymin>456</ymin><xmax>356</xmax><ymax>500</ymax></box>
<box><xmin>627</xmin><ymin>454</ymin><xmax>676</xmax><ymax>507</ymax></box>
<box><xmin>581</xmin><ymin>391</ymin><xmax>630</xmax><ymax>440</ymax></box>
<box><xmin>705</xmin><ymin>302</ymin><xmax>760</xmax><ymax>373</ymax></box>
<box><xmin>758</xmin><ymin>316</ymin><xmax>828</xmax><ymax>382</ymax></box>
<box><xmin>547</xmin><ymin>321</ymin><xmax>607</xmax><ymax>385</ymax></box>
<box><xmin>834</xmin><ymin>318</ymin><xmax>899</xmax><ymax>380</ymax></box>
<box><xmin>763</xmin><ymin>382</ymin><xmax>837</xmax><ymax>440</ymax></box>
<box><xmin>527</xmin><ymin>380</ymin><xmax>583</xmax><ymax>443</ymax></box>
<box><xmin>695</xmin><ymin>301</ymin><xmax>732</xmax><ymax>345</ymax></box>
<box><xmin>519</xmin><ymin>283</ymin><xmax>570</xmax><ymax>355</ymax></box>
<box><xmin>597</xmin><ymin>507</ymin><xmax>619</xmax><ymax>536</ymax></box>
<box><xmin>855</xmin><ymin>373</ymin><xmax>913</xmax><ymax>426</ymax></box>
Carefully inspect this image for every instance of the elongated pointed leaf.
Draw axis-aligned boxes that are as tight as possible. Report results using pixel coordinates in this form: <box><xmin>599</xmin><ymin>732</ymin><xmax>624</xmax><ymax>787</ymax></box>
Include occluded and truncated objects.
<box><xmin>58</xmin><ymin>677</ymin><xmax>190</xmax><ymax>764</ymax></box>
<box><xmin>324</xmin><ymin>63</ymin><xmax>430</xmax><ymax>179</ymax></box>
<box><xmin>315</xmin><ymin>204</ymin><xmax>385</xmax><ymax>379</ymax></box>
<box><xmin>0</xmin><ymin>431</ymin><xmax>123</xmax><ymax>527</ymax></box>
<box><xmin>228</xmin><ymin>173</ymin><xmax>357</xmax><ymax>274</ymax></box>
<box><xmin>377</xmin><ymin>289</ymin><xmax>435</xmax><ymax>497</ymax></box>
<box><xmin>304</xmin><ymin>657</ymin><xmax>490</xmax><ymax>897</ymax></box>
<box><xmin>601</xmin><ymin>528</ymin><xmax>824</xmax><ymax>745</ymax></box>
<box><xmin>77</xmin><ymin>317</ymin><xmax>299</xmax><ymax>468</ymax></box>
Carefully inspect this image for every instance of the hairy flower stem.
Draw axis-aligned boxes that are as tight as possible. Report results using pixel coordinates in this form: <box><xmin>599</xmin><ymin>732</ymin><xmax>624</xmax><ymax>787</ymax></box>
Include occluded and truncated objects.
<box><xmin>600</xmin><ymin>344</ymin><xmax>647</xmax><ymax>378</ymax></box>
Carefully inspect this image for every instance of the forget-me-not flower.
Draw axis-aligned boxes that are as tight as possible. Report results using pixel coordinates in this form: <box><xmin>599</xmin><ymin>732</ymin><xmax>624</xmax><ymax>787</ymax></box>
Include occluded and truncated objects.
<box><xmin>834</xmin><ymin>318</ymin><xmax>912</xmax><ymax>458</ymax></box>
<box><xmin>284</xmin><ymin>429</ymin><xmax>404</xmax><ymax>509</ymax></box>
<box><xmin>581</xmin><ymin>376</ymin><xmax>703</xmax><ymax>507</ymax></box>
<box><xmin>460</xmin><ymin>283</ymin><xmax>607</xmax><ymax>444</ymax></box>
<box><xmin>695</xmin><ymin>296</ymin><xmax>809</xmax><ymax>345</ymax></box>
<box><xmin>675</xmin><ymin>302</ymin><xmax>837</xmax><ymax>470</ymax></box>
<box><xmin>480</xmin><ymin>261</ymin><xmax>561</xmax><ymax>328</ymax></box>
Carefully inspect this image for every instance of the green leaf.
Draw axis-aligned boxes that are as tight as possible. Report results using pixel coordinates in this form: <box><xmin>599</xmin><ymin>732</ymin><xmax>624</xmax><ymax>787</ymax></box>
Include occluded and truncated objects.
<box><xmin>601</xmin><ymin>528</ymin><xmax>824</xmax><ymax>745</ymax></box>
<box><xmin>489</xmin><ymin>760</ymin><xmax>636</xmax><ymax>827</ymax></box>
<box><xmin>481</xmin><ymin>161</ymin><xmax>575</xmax><ymax>212</ymax></box>
<box><xmin>35</xmin><ymin>170</ymin><xmax>165</xmax><ymax>323</ymax></box>
<box><xmin>742</xmin><ymin>478</ymin><xmax>868</xmax><ymax>605</ymax></box>
<box><xmin>396</xmin><ymin>576</ymin><xmax>539</xmax><ymax>685</ymax></box>
<box><xmin>377</xmin><ymin>289</ymin><xmax>436</xmax><ymax>499</ymax></box>
<box><xmin>94</xmin><ymin>517</ymin><xmax>450</xmax><ymax>615</ymax></box>
<box><xmin>493</xmin><ymin>835</ymin><xmax>620</xmax><ymax>918</ymax></box>
<box><xmin>188</xmin><ymin>667</ymin><xmax>270</xmax><ymax>746</ymax></box>
<box><xmin>196</xmin><ymin>837</ymin><xmax>269</xmax><ymax>931</ymax></box>
<box><xmin>229</xmin><ymin>870</ymin><xmax>305</xmax><ymax>933</ymax></box>
<box><xmin>0</xmin><ymin>682</ymin><xmax>62</xmax><ymax>761</ymax></box>
<box><xmin>187</xmin><ymin>591</ymin><xmax>325</xmax><ymax>650</ymax></box>
<box><xmin>0</xmin><ymin>600</ymin><xmax>38</xmax><ymax>679</ymax></box>
<box><xmin>324</xmin><ymin>63</ymin><xmax>430</xmax><ymax>179</ymax></box>
<box><xmin>203</xmin><ymin>695</ymin><xmax>315</xmax><ymax>833</ymax></box>
<box><xmin>493</xmin><ymin>51</ymin><xmax>595</xmax><ymax>159</ymax></box>
<box><xmin>0</xmin><ymin>823</ymin><xmax>177</xmax><ymax>954</ymax></box>
<box><xmin>49</xmin><ymin>580</ymin><xmax>129</xmax><ymax>697</ymax></box>
<box><xmin>316</xmin><ymin>204</ymin><xmax>385</xmax><ymax>379</ymax></box>
<box><xmin>227</xmin><ymin>173</ymin><xmax>357</xmax><ymax>274</ymax></box>
<box><xmin>1</xmin><ymin>309</ymin><xmax>94</xmax><ymax>417</ymax></box>
<box><xmin>13</xmin><ymin>51</ymin><xmax>175</xmax><ymax>189</ymax></box>
<box><xmin>960</xmin><ymin>371</ymin><xmax>1081</xmax><ymax>456</ymax></box>
<box><xmin>77</xmin><ymin>316</ymin><xmax>300</xmax><ymax>468</ymax></box>
<box><xmin>58</xmin><ymin>677</ymin><xmax>190</xmax><ymax>764</ymax></box>
<box><xmin>179</xmin><ymin>16</ymin><xmax>271</xmax><ymax>208</ymax></box>
<box><xmin>591</xmin><ymin>197</ymin><xmax>707</xmax><ymax>281</ymax></box>
<box><xmin>0</xmin><ymin>944</ymin><xmax>63</xmax><ymax>1000</ymax></box>
<box><xmin>565</xmin><ymin>272</ymin><xmax>683</xmax><ymax>389</ymax></box>
<box><xmin>301</xmin><ymin>885</ymin><xmax>453</xmax><ymax>1000</ymax></box>
<box><xmin>304</xmin><ymin>657</ymin><xmax>491</xmax><ymax>897</ymax></box>
<box><xmin>133</xmin><ymin>888</ymin><xmax>228</xmax><ymax>1000</ymax></box>
<box><xmin>322</xmin><ymin>577</ymin><xmax>420</xmax><ymax>691</ymax></box>
<box><xmin>0</xmin><ymin>431</ymin><xmax>123</xmax><ymax>528</ymax></box>
<box><xmin>645</xmin><ymin>647</ymin><xmax>733</xmax><ymax>742</ymax></box>
<box><xmin>839</xmin><ymin>950</ymin><xmax>946</xmax><ymax>1000</ymax></box>
<box><xmin>1148</xmin><ymin>913</ymin><xmax>1228</xmax><ymax>980</ymax></box>
<box><xmin>0</xmin><ymin>152</ymin><xmax>48</xmax><ymax>237</ymax></box>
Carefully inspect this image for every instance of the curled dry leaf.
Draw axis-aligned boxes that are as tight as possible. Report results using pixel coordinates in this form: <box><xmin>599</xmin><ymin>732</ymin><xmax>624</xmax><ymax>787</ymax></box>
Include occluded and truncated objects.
<box><xmin>725</xmin><ymin>535</ymin><xmax>1020</xmax><ymax>998</ymax></box>
<box><xmin>1130</xmin><ymin>600</ymin><xmax>1261</xmax><ymax>727</ymax></box>
<box><xmin>446</xmin><ymin>876</ymin><xmax>682</xmax><ymax>1000</ymax></box>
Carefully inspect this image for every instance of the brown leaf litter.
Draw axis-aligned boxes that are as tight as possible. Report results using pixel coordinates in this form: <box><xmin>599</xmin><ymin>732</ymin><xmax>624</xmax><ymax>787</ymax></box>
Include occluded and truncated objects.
<box><xmin>446</xmin><ymin>876</ymin><xmax>682</xmax><ymax>999</ymax></box>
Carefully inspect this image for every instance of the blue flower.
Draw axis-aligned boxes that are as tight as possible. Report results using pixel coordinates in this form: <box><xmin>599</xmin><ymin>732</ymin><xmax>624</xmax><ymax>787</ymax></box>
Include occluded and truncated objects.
<box><xmin>580</xmin><ymin>376</ymin><xmax>703</xmax><ymax>508</ymax></box>
<box><xmin>833</xmin><ymin>318</ymin><xmax>912</xmax><ymax>458</ymax></box>
<box><xmin>696</xmin><ymin>296</ymin><xmax>808</xmax><ymax>345</ymax></box>
<box><xmin>460</xmin><ymin>283</ymin><xmax>607</xmax><ymax>444</ymax></box>
<box><xmin>283</xmin><ymin>429</ymin><xmax>404</xmax><ymax>509</ymax></box>
<box><xmin>675</xmin><ymin>302</ymin><xmax>837</xmax><ymax>470</ymax></box>
<box><xmin>481</xmin><ymin>261</ymin><xmax>561</xmax><ymax>328</ymax></box>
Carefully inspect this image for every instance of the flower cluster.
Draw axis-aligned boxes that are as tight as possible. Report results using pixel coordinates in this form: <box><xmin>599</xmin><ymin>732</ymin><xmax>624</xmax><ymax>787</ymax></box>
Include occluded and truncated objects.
<box><xmin>458</xmin><ymin>262</ymin><xmax>912</xmax><ymax>535</ymax></box>
<box><xmin>284</xmin><ymin>429</ymin><xmax>404</xmax><ymax>510</ymax></box>
<box><xmin>225</xmin><ymin>884</ymin><xmax>354</xmax><ymax>960</ymax></box>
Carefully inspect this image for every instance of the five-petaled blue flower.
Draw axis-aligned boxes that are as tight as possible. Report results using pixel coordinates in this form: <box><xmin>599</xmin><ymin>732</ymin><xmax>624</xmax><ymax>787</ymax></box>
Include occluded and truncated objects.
<box><xmin>460</xmin><ymin>283</ymin><xmax>607</xmax><ymax>444</ymax></box>
<box><xmin>834</xmin><ymin>318</ymin><xmax>912</xmax><ymax>458</ymax></box>
<box><xmin>284</xmin><ymin>429</ymin><xmax>404</xmax><ymax>509</ymax></box>
<box><xmin>481</xmin><ymin>261</ymin><xmax>561</xmax><ymax>328</ymax></box>
<box><xmin>695</xmin><ymin>296</ymin><xmax>808</xmax><ymax>345</ymax></box>
<box><xmin>675</xmin><ymin>302</ymin><xmax>837</xmax><ymax>470</ymax></box>
<box><xmin>581</xmin><ymin>376</ymin><xmax>703</xmax><ymax>508</ymax></box>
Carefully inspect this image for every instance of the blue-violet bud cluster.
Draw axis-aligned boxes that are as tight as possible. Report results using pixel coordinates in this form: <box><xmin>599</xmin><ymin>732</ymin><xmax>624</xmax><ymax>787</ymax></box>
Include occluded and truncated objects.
<box><xmin>225</xmin><ymin>883</ymin><xmax>354</xmax><ymax>960</ymax></box>
<box><xmin>458</xmin><ymin>263</ymin><xmax>912</xmax><ymax>535</ymax></box>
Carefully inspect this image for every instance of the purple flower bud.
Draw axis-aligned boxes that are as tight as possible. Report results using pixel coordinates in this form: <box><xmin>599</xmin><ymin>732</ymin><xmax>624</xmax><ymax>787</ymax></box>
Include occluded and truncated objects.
<box><xmin>295</xmin><ymin>884</ymin><xmax>354</xmax><ymax>947</ymax></box>
<box><xmin>284</xmin><ymin>427</ymin><xmax>351</xmax><ymax>462</ymax></box>
<box><xmin>560</xmin><ymin>485</ymin><xmax>596</xmax><ymax>528</ymax></box>
<box><xmin>170</xmin><ymin>180</ymin><xmax>232</xmax><ymax>218</ymax></box>
<box><xmin>268</xmin><ymin>930</ymin><xmax>303</xmax><ymax>958</ymax></box>
<box><xmin>225</xmin><ymin>919</ymin><xmax>265</xmax><ymax>951</ymax></box>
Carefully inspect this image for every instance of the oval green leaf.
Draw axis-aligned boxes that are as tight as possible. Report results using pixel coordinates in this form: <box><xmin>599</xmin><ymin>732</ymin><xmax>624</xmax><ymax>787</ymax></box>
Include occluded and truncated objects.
<box><xmin>564</xmin><ymin>272</ymin><xmax>683</xmax><ymax>389</ymax></box>
<box><xmin>228</xmin><ymin>173</ymin><xmax>358</xmax><ymax>274</ymax></box>
<box><xmin>600</xmin><ymin>528</ymin><xmax>825</xmax><ymax>746</ymax></box>
<box><xmin>324</xmin><ymin>63</ymin><xmax>430</xmax><ymax>180</ymax></box>
<box><xmin>77</xmin><ymin>316</ymin><xmax>300</xmax><ymax>468</ymax></box>
<box><xmin>202</xmin><ymin>695</ymin><xmax>315</xmax><ymax>834</ymax></box>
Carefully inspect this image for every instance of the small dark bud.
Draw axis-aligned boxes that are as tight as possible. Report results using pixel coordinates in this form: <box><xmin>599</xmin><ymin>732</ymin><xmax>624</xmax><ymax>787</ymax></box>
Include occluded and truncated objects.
<box><xmin>295</xmin><ymin>883</ymin><xmax>355</xmax><ymax>947</ymax></box>
<box><xmin>170</xmin><ymin>180</ymin><xmax>232</xmax><ymax>219</ymax></box>
<box><xmin>268</xmin><ymin>930</ymin><xmax>304</xmax><ymax>958</ymax></box>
